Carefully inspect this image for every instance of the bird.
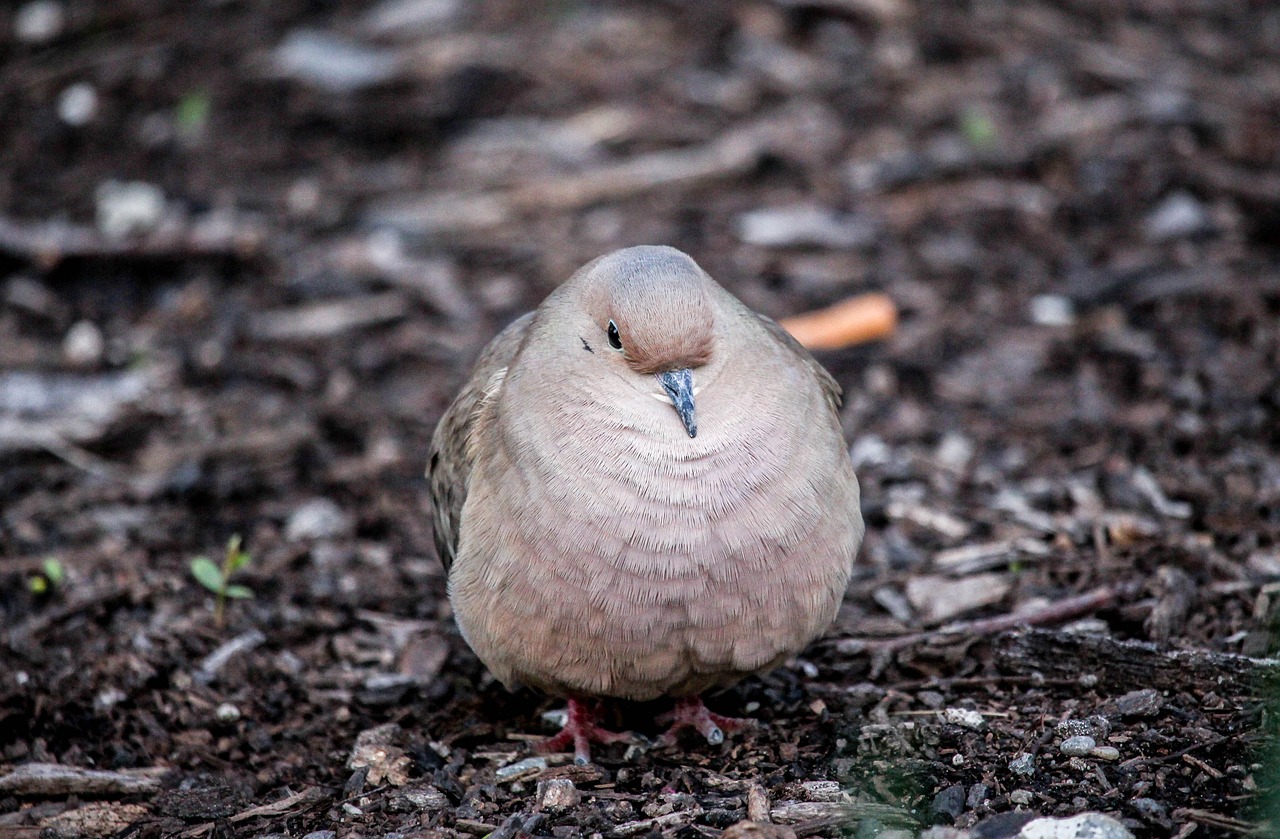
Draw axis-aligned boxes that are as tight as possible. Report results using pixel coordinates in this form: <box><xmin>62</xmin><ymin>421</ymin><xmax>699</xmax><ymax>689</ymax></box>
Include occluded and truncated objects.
<box><xmin>428</xmin><ymin>245</ymin><xmax>864</xmax><ymax>763</ymax></box>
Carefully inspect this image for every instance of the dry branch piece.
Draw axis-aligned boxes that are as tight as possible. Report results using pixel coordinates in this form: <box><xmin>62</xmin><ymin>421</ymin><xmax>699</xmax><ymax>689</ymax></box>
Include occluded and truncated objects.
<box><xmin>779</xmin><ymin>293</ymin><xmax>897</xmax><ymax>351</ymax></box>
<box><xmin>837</xmin><ymin>587</ymin><xmax>1117</xmax><ymax>654</ymax></box>
<box><xmin>0</xmin><ymin>764</ymin><xmax>166</xmax><ymax>796</ymax></box>
<box><xmin>0</xmin><ymin>214</ymin><xmax>263</xmax><ymax>270</ymax></box>
<box><xmin>367</xmin><ymin>121</ymin><xmax>779</xmax><ymax>235</ymax></box>
<box><xmin>247</xmin><ymin>292</ymin><xmax>409</xmax><ymax>340</ymax></box>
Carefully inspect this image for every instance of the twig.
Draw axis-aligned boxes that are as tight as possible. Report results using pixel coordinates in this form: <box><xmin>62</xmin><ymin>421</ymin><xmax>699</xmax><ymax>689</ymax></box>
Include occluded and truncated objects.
<box><xmin>0</xmin><ymin>214</ymin><xmax>264</xmax><ymax>270</ymax></box>
<box><xmin>366</xmin><ymin>121</ymin><xmax>776</xmax><ymax>235</ymax></box>
<box><xmin>835</xmin><ymin>586</ymin><xmax>1116</xmax><ymax>654</ymax></box>
<box><xmin>0</xmin><ymin>764</ymin><xmax>166</xmax><ymax>796</ymax></box>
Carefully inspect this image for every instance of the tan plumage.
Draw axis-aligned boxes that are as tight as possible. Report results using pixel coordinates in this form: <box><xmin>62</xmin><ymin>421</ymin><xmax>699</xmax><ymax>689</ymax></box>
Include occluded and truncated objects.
<box><xmin>428</xmin><ymin>246</ymin><xmax>863</xmax><ymax>711</ymax></box>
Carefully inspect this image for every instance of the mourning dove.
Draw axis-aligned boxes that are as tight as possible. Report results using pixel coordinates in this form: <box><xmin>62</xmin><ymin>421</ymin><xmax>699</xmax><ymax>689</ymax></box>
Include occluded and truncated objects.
<box><xmin>428</xmin><ymin>246</ymin><xmax>863</xmax><ymax>762</ymax></box>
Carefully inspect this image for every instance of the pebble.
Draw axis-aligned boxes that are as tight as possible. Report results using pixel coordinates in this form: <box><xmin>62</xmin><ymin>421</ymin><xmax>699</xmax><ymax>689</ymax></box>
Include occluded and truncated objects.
<box><xmin>1056</xmin><ymin>717</ymin><xmax>1111</xmax><ymax>740</ymax></box>
<box><xmin>274</xmin><ymin>30</ymin><xmax>400</xmax><ymax>93</ymax></box>
<box><xmin>214</xmin><ymin>702</ymin><xmax>241</xmax><ymax>722</ymax></box>
<box><xmin>800</xmin><ymin>781</ymin><xmax>841</xmax><ymax>802</ymax></box>
<box><xmin>286</xmin><ymin>498</ymin><xmax>352</xmax><ymax>541</ymax></box>
<box><xmin>63</xmin><ymin>320</ymin><xmax>105</xmax><ymax>366</ymax></box>
<box><xmin>1030</xmin><ymin>294</ymin><xmax>1075</xmax><ymax>327</ymax></box>
<box><xmin>494</xmin><ymin>756</ymin><xmax>547</xmax><ymax>781</ymax></box>
<box><xmin>1113</xmin><ymin>688</ymin><xmax>1163</xmax><ymax>717</ymax></box>
<box><xmin>535</xmin><ymin>778</ymin><xmax>580</xmax><ymax>811</ymax></box>
<box><xmin>95</xmin><ymin>180</ymin><xmax>165</xmax><ymax>239</ymax></box>
<box><xmin>930</xmin><ymin>784</ymin><xmax>965</xmax><ymax>822</ymax></box>
<box><xmin>57</xmin><ymin>82</ymin><xmax>98</xmax><ymax>126</ymax></box>
<box><xmin>942</xmin><ymin>707</ymin><xmax>987</xmax><ymax>731</ymax></box>
<box><xmin>1059</xmin><ymin>735</ymin><xmax>1096</xmax><ymax>757</ymax></box>
<box><xmin>302</xmin><ymin>832</ymin><xmax>337</xmax><ymax>839</ymax></box>
<box><xmin>1129</xmin><ymin>797</ymin><xmax>1168</xmax><ymax>823</ymax></box>
<box><xmin>966</xmin><ymin>783</ymin><xmax>988</xmax><ymax>809</ymax></box>
<box><xmin>1017</xmin><ymin>812</ymin><xmax>1134</xmax><ymax>839</ymax></box>
<box><xmin>1009</xmin><ymin>753</ymin><xmax>1036</xmax><ymax>777</ymax></box>
<box><xmin>1009</xmin><ymin>789</ymin><xmax>1034</xmax><ymax>806</ymax></box>
<box><xmin>735</xmin><ymin>205</ymin><xmax>877</xmax><ymax>249</ymax></box>
<box><xmin>15</xmin><ymin>1</ymin><xmax>64</xmax><ymax>43</ymax></box>
<box><xmin>1090</xmin><ymin>746</ymin><xmax>1120</xmax><ymax>761</ymax></box>
<box><xmin>1144</xmin><ymin>191</ymin><xmax>1212</xmax><ymax>241</ymax></box>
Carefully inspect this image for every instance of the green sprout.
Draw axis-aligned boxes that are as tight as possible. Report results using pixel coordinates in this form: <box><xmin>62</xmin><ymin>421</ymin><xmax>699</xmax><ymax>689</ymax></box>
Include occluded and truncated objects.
<box><xmin>191</xmin><ymin>535</ymin><xmax>254</xmax><ymax>627</ymax></box>
<box><xmin>28</xmin><ymin>557</ymin><xmax>65</xmax><ymax>595</ymax></box>
<box><xmin>960</xmin><ymin>106</ymin><xmax>998</xmax><ymax>150</ymax></box>
<box><xmin>175</xmin><ymin>90</ymin><xmax>211</xmax><ymax>140</ymax></box>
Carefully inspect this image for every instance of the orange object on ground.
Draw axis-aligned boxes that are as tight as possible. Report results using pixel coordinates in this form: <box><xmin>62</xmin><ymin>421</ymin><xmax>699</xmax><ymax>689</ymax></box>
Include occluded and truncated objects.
<box><xmin>779</xmin><ymin>292</ymin><xmax>898</xmax><ymax>351</ymax></box>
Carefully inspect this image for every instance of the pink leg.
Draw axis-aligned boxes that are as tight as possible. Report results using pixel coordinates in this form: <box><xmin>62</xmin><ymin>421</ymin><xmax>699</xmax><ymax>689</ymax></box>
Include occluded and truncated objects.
<box><xmin>657</xmin><ymin>696</ymin><xmax>755</xmax><ymax>746</ymax></box>
<box><xmin>534</xmin><ymin>698</ymin><xmax>634</xmax><ymax>764</ymax></box>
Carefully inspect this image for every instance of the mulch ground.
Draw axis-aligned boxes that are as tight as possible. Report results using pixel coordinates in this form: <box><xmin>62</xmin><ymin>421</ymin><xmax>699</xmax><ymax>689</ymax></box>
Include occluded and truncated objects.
<box><xmin>1</xmin><ymin>1</ymin><xmax>1278</xmax><ymax>837</ymax></box>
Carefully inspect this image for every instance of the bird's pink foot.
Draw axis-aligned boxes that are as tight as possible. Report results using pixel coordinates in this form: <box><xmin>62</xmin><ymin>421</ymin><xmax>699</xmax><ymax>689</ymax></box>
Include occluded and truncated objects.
<box><xmin>657</xmin><ymin>696</ymin><xmax>755</xmax><ymax>746</ymax></box>
<box><xmin>535</xmin><ymin>698</ymin><xmax>634</xmax><ymax>764</ymax></box>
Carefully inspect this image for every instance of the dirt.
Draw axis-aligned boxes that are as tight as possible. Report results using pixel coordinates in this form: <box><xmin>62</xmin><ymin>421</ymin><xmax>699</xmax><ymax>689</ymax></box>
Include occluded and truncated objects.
<box><xmin>1</xmin><ymin>1</ymin><xmax>1278</xmax><ymax>837</ymax></box>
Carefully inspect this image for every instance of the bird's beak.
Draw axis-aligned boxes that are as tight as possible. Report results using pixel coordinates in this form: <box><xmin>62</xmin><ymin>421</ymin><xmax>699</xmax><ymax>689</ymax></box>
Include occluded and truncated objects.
<box><xmin>656</xmin><ymin>368</ymin><xmax>697</xmax><ymax>438</ymax></box>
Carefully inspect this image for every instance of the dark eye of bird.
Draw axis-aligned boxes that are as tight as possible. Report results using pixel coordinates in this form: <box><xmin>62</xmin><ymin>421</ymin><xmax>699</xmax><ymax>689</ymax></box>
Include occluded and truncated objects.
<box><xmin>607</xmin><ymin>320</ymin><xmax>622</xmax><ymax>350</ymax></box>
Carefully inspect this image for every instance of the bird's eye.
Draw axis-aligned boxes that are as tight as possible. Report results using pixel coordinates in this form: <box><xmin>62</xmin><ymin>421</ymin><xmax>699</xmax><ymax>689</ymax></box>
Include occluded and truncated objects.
<box><xmin>607</xmin><ymin>320</ymin><xmax>623</xmax><ymax>350</ymax></box>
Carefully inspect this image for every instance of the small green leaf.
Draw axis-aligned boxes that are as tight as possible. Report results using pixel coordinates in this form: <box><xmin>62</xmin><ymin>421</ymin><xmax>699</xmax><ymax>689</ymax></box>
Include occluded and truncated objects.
<box><xmin>960</xmin><ymin>107</ymin><xmax>998</xmax><ymax>150</ymax></box>
<box><xmin>191</xmin><ymin>557</ymin><xmax>225</xmax><ymax>593</ymax></box>
<box><xmin>29</xmin><ymin>575</ymin><xmax>49</xmax><ymax>595</ymax></box>
<box><xmin>176</xmin><ymin>90</ymin><xmax>211</xmax><ymax>136</ymax></box>
<box><xmin>42</xmin><ymin>557</ymin><xmax>65</xmax><ymax>586</ymax></box>
<box><xmin>227</xmin><ymin>549</ymin><xmax>251</xmax><ymax>574</ymax></box>
<box><xmin>223</xmin><ymin>584</ymin><xmax>255</xmax><ymax>600</ymax></box>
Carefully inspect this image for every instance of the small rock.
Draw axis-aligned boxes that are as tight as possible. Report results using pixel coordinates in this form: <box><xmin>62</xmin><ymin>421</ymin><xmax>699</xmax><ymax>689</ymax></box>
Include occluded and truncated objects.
<box><xmin>800</xmin><ymin>780</ymin><xmax>841</xmax><ymax>802</ymax></box>
<box><xmin>390</xmin><ymin>786</ymin><xmax>450</xmax><ymax>811</ymax></box>
<box><xmin>14</xmin><ymin>1</ymin><xmax>64</xmax><ymax>43</ymax></box>
<box><xmin>931</xmin><ymin>784</ymin><xmax>965</xmax><ymax>822</ymax></box>
<box><xmin>1144</xmin><ymin>191</ymin><xmax>1212</xmax><ymax>242</ymax></box>
<box><xmin>57</xmin><ymin>82</ymin><xmax>98</xmax><ymax>126</ymax></box>
<box><xmin>973</xmin><ymin>812</ymin><xmax>1039</xmax><ymax>838</ymax></box>
<box><xmin>1128</xmin><ymin>797</ymin><xmax>1168</xmax><ymax>824</ymax></box>
<box><xmin>63</xmin><ymin>320</ymin><xmax>105</xmax><ymax>366</ymax></box>
<box><xmin>735</xmin><ymin>205</ymin><xmax>877</xmax><ymax>249</ymax></box>
<box><xmin>942</xmin><ymin>708</ymin><xmax>987</xmax><ymax>730</ymax></box>
<box><xmin>1089</xmin><ymin>746</ymin><xmax>1120</xmax><ymax>761</ymax></box>
<box><xmin>91</xmin><ymin>688</ymin><xmax>125</xmax><ymax>712</ymax></box>
<box><xmin>535</xmin><ymin>778</ymin><xmax>580</xmax><ymax>811</ymax></box>
<box><xmin>214</xmin><ymin>703</ymin><xmax>241</xmax><ymax>723</ymax></box>
<box><xmin>1017</xmin><ymin>812</ymin><xmax>1134</xmax><ymax>839</ymax></box>
<box><xmin>966</xmin><ymin>783</ymin><xmax>989</xmax><ymax>809</ymax></box>
<box><xmin>302</xmin><ymin>832</ymin><xmax>337</xmax><ymax>839</ymax></box>
<box><xmin>721</xmin><ymin>822</ymin><xmax>798</xmax><ymax>839</ymax></box>
<box><xmin>1009</xmin><ymin>753</ymin><xmax>1036</xmax><ymax>777</ymax></box>
<box><xmin>361</xmin><ymin>0</ymin><xmax>463</xmax><ymax>38</ymax></box>
<box><xmin>1112</xmin><ymin>688</ymin><xmax>1163</xmax><ymax>718</ymax></box>
<box><xmin>274</xmin><ymin>30</ymin><xmax>400</xmax><ymax>93</ymax></box>
<box><xmin>286</xmin><ymin>498</ymin><xmax>352</xmax><ymax>541</ymax></box>
<box><xmin>1059</xmin><ymin>735</ymin><xmax>1096</xmax><ymax>757</ymax></box>
<box><xmin>495</xmin><ymin>756</ymin><xmax>547</xmax><ymax>782</ymax></box>
<box><xmin>1056</xmin><ymin>717</ymin><xmax>1110</xmax><ymax>740</ymax></box>
<box><xmin>1029</xmin><ymin>294</ymin><xmax>1075</xmax><ymax>327</ymax></box>
<box><xmin>1009</xmin><ymin>790</ymin><xmax>1034</xmax><ymax>806</ymax></box>
<box><xmin>95</xmin><ymin>180</ymin><xmax>165</xmax><ymax>239</ymax></box>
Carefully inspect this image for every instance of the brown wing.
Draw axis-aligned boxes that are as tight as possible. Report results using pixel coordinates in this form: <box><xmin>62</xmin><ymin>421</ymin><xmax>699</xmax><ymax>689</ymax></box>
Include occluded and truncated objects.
<box><xmin>427</xmin><ymin>313</ymin><xmax>533</xmax><ymax>574</ymax></box>
<box><xmin>755</xmin><ymin>313</ymin><xmax>843</xmax><ymax>414</ymax></box>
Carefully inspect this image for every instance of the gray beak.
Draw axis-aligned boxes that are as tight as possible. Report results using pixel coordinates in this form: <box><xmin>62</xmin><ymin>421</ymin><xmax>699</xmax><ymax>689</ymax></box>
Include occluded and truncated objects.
<box><xmin>656</xmin><ymin>368</ymin><xmax>697</xmax><ymax>438</ymax></box>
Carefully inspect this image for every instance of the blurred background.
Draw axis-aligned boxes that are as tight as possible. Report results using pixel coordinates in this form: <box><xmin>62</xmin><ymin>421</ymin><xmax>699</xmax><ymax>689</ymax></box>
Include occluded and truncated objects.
<box><xmin>1</xmin><ymin>1</ymin><xmax>1278</xmax><ymax>837</ymax></box>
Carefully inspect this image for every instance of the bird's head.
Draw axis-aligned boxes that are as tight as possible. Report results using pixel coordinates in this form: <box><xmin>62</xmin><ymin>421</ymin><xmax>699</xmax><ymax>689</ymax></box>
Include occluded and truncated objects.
<box><xmin>574</xmin><ymin>246</ymin><xmax>716</xmax><ymax>438</ymax></box>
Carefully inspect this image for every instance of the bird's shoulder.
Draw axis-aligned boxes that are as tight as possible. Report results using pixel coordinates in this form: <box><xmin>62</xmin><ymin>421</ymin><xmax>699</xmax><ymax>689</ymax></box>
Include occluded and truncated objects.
<box><xmin>427</xmin><ymin>312</ymin><xmax>534</xmax><ymax>573</ymax></box>
<box><xmin>751</xmin><ymin>311</ymin><xmax>843</xmax><ymax>414</ymax></box>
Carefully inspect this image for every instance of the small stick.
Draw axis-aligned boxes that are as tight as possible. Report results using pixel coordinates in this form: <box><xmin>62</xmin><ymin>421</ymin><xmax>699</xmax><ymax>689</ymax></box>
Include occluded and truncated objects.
<box><xmin>837</xmin><ymin>586</ymin><xmax>1116</xmax><ymax>654</ymax></box>
<box><xmin>779</xmin><ymin>293</ymin><xmax>897</xmax><ymax>351</ymax></box>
